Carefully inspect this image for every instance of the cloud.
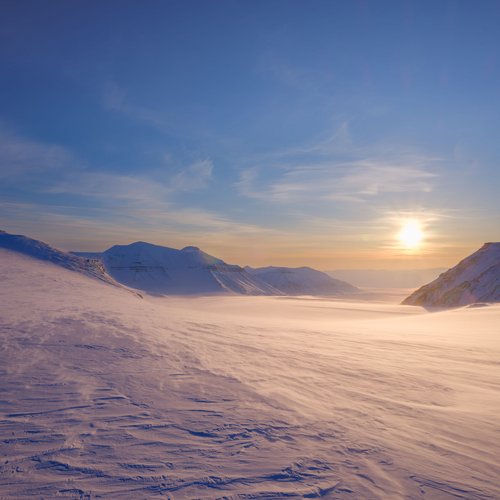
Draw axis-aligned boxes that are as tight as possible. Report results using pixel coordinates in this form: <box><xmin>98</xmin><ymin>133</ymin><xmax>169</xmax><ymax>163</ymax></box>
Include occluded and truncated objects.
<box><xmin>0</xmin><ymin>128</ymin><xmax>74</xmax><ymax>181</ymax></box>
<box><xmin>170</xmin><ymin>160</ymin><xmax>213</xmax><ymax>191</ymax></box>
<box><xmin>0</xmin><ymin>200</ymin><xmax>277</xmax><ymax>256</ymax></box>
<box><xmin>237</xmin><ymin>156</ymin><xmax>438</xmax><ymax>204</ymax></box>
<box><xmin>45</xmin><ymin>171</ymin><xmax>171</xmax><ymax>205</ymax></box>
<box><xmin>102</xmin><ymin>81</ymin><xmax>174</xmax><ymax>134</ymax></box>
<box><xmin>0</xmin><ymin>128</ymin><xmax>214</xmax><ymax>209</ymax></box>
<box><xmin>256</xmin><ymin>52</ymin><xmax>333</xmax><ymax>96</ymax></box>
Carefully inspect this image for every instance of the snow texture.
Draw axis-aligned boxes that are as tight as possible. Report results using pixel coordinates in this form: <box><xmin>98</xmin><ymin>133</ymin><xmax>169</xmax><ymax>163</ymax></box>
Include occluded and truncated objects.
<box><xmin>403</xmin><ymin>242</ymin><xmax>500</xmax><ymax>307</ymax></box>
<box><xmin>1</xmin><ymin>241</ymin><xmax>499</xmax><ymax>498</ymax></box>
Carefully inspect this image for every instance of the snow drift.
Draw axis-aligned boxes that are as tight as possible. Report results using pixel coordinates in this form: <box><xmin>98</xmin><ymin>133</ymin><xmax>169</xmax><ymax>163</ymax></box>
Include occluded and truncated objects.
<box><xmin>247</xmin><ymin>265</ymin><xmax>358</xmax><ymax>295</ymax></box>
<box><xmin>403</xmin><ymin>242</ymin><xmax>500</xmax><ymax>307</ymax></box>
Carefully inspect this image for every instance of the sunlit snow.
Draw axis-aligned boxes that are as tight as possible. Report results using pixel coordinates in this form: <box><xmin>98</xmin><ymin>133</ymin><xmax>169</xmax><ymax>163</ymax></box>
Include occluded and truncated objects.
<box><xmin>1</xmin><ymin>247</ymin><xmax>499</xmax><ymax>498</ymax></box>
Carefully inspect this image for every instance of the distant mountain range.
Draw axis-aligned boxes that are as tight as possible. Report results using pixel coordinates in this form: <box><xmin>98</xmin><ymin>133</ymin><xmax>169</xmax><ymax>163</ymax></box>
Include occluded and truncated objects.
<box><xmin>247</xmin><ymin>266</ymin><xmax>357</xmax><ymax>296</ymax></box>
<box><xmin>327</xmin><ymin>268</ymin><xmax>446</xmax><ymax>289</ymax></box>
<box><xmin>402</xmin><ymin>243</ymin><xmax>500</xmax><ymax>307</ymax></box>
<box><xmin>77</xmin><ymin>241</ymin><xmax>358</xmax><ymax>296</ymax></box>
<box><xmin>0</xmin><ymin>230</ymin><xmax>358</xmax><ymax>297</ymax></box>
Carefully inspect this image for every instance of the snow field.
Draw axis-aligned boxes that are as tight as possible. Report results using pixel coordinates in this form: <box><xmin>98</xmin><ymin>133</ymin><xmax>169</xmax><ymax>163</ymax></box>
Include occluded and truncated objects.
<box><xmin>1</xmin><ymin>250</ymin><xmax>499</xmax><ymax>498</ymax></box>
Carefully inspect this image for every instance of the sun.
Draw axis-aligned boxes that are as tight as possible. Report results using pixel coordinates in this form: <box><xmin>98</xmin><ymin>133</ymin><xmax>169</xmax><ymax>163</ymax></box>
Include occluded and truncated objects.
<box><xmin>398</xmin><ymin>220</ymin><xmax>423</xmax><ymax>249</ymax></box>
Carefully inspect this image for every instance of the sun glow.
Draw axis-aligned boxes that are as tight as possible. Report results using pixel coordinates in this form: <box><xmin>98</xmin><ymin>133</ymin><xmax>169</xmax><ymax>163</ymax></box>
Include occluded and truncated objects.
<box><xmin>398</xmin><ymin>220</ymin><xmax>423</xmax><ymax>249</ymax></box>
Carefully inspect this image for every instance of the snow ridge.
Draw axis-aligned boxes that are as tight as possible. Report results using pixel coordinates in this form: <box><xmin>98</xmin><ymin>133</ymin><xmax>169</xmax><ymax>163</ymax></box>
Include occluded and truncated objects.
<box><xmin>0</xmin><ymin>230</ymin><xmax>124</xmax><ymax>289</ymax></box>
<box><xmin>402</xmin><ymin>242</ymin><xmax>500</xmax><ymax>307</ymax></box>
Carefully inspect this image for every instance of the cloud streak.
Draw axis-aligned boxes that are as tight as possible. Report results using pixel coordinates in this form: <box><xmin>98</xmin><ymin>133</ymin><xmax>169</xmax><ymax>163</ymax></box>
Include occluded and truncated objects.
<box><xmin>0</xmin><ymin>128</ymin><xmax>73</xmax><ymax>181</ymax></box>
<box><xmin>238</xmin><ymin>157</ymin><xmax>438</xmax><ymax>204</ymax></box>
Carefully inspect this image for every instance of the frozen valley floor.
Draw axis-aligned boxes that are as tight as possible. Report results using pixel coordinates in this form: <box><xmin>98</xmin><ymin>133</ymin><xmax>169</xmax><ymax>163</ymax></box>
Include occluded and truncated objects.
<box><xmin>1</xmin><ymin>251</ymin><xmax>499</xmax><ymax>499</ymax></box>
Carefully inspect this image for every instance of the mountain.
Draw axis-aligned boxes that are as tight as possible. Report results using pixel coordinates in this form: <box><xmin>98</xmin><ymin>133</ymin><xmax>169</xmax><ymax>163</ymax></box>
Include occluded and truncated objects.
<box><xmin>0</xmin><ymin>230</ymin><xmax>120</xmax><ymax>288</ymax></box>
<box><xmin>246</xmin><ymin>265</ymin><xmax>358</xmax><ymax>296</ymax></box>
<box><xmin>402</xmin><ymin>243</ymin><xmax>500</xmax><ymax>307</ymax></box>
<box><xmin>1</xmin><ymin>230</ymin><xmax>358</xmax><ymax>297</ymax></box>
<box><xmin>94</xmin><ymin>241</ymin><xmax>280</xmax><ymax>296</ymax></box>
<box><xmin>328</xmin><ymin>268</ymin><xmax>446</xmax><ymax>289</ymax></box>
<box><xmin>76</xmin><ymin>242</ymin><xmax>359</xmax><ymax>297</ymax></box>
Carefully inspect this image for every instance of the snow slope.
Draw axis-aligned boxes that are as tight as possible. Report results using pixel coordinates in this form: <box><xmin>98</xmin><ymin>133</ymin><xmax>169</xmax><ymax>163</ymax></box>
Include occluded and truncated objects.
<box><xmin>99</xmin><ymin>241</ymin><xmax>279</xmax><ymax>296</ymax></box>
<box><xmin>247</xmin><ymin>266</ymin><xmax>358</xmax><ymax>296</ymax></box>
<box><xmin>0</xmin><ymin>230</ymin><xmax>121</xmax><ymax>289</ymax></box>
<box><xmin>403</xmin><ymin>242</ymin><xmax>500</xmax><ymax>307</ymax></box>
<box><xmin>1</xmin><ymin>248</ymin><xmax>499</xmax><ymax>498</ymax></box>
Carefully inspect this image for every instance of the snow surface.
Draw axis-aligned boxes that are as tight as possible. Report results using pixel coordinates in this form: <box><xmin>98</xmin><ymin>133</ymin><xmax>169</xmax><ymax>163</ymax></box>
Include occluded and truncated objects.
<box><xmin>403</xmin><ymin>243</ymin><xmax>500</xmax><ymax>307</ymax></box>
<box><xmin>1</xmin><ymin>248</ymin><xmax>499</xmax><ymax>498</ymax></box>
<box><xmin>247</xmin><ymin>266</ymin><xmax>358</xmax><ymax>296</ymax></box>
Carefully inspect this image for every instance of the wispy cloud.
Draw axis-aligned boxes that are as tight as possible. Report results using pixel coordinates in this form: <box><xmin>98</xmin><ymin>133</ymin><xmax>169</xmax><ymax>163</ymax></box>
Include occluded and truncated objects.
<box><xmin>170</xmin><ymin>159</ymin><xmax>213</xmax><ymax>191</ymax></box>
<box><xmin>256</xmin><ymin>51</ymin><xmax>335</xmax><ymax>99</ymax></box>
<box><xmin>0</xmin><ymin>127</ymin><xmax>73</xmax><ymax>181</ymax></box>
<box><xmin>102</xmin><ymin>82</ymin><xmax>171</xmax><ymax>132</ymax></box>
<box><xmin>238</xmin><ymin>157</ymin><xmax>438</xmax><ymax>204</ymax></box>
<box><xmin>0</xmin><ymin>129</ymin><xmax>236</xmax><ymax>252</ymax></box>
<box><xmin>0</xmin><ymin>200</ymin><xmax>277</xmax><ymax>257</ymax></box>
<box><xmin>0</xmin><ymin>128</ymin><xmax>213</xmax><ymax>207</ymax></box>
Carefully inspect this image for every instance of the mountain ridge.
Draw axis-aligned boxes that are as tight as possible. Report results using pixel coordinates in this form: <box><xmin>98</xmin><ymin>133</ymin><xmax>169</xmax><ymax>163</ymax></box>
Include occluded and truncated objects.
<box><xmin>100</xmin><ymin>240</ymin><xmax>279</xmax><ymax>296</ymax></box>
<box><xmin>402</xmin><ymin>242</ymin><xmax>500</xmax><ymax>307</ymax></box>
<box><xmin>246</xmin><ymin>265</ymin><xmax>358</xmax><ymax>296</ymax></box>
<box><xmin>1</xmin><ymin>230</ymin><xmax>359</xmax><ymax>297</ymax></box>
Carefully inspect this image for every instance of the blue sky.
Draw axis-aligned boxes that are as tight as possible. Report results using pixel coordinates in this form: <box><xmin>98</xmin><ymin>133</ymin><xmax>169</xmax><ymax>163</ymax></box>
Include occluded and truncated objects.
<box><xmin>1</xmin><ymin>0</ymin><xmax>499</xmax><ymax>268</ymax></box>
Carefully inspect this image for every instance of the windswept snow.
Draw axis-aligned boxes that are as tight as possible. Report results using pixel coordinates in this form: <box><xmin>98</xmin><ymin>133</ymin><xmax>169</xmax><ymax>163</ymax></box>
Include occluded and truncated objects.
<box><xmin>1</xmin><ymin>247</ymin><xmax>499</xmax><ymax>498</ymax></box>
<box><xmin>247</xmin><ymin>266</ymin><xmax>358</xmax><ymax>296</ymax></box>
<box><xmin>403</xmin><ymin>242</ymin><xmax>500</xmax><ymax>307</ymax></box>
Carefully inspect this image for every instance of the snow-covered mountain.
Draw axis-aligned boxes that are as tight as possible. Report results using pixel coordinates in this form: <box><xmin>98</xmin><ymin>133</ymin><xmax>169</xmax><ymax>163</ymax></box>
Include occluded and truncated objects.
<box><xmin>246</xmin><ymin>265</ymin><xmax>358</xmax><ymax>296</ymax></box>
<box><xmin>1</xmin><ymin>230</ymin><xmax>358</xmax><ymax>297</ymax></box>
<box><xmin>403</xmin><ymin>242</ymin><xmax>500</xmax><ymax>307</ymax></box>
<box><xmin>76</xmin><ymin>241</ymin><xmax>360</xmax><ymax>297</ymax></box>
<box><xmin>0</xmin><ymin>230</ymin><xmax>120</xmax><ymax>288</ymax></box>
<box><xmin>95</xmin><ymin>241</ymin><xmax>280</xmax><ymax>296</ymax></box>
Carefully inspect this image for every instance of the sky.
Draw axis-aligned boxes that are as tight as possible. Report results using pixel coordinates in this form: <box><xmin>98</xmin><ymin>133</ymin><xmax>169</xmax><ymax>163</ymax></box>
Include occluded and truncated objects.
<box><xmin>1</xmin><ymin>0</ymin><xmax>499</xmax><ymax>269</ymax></box>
